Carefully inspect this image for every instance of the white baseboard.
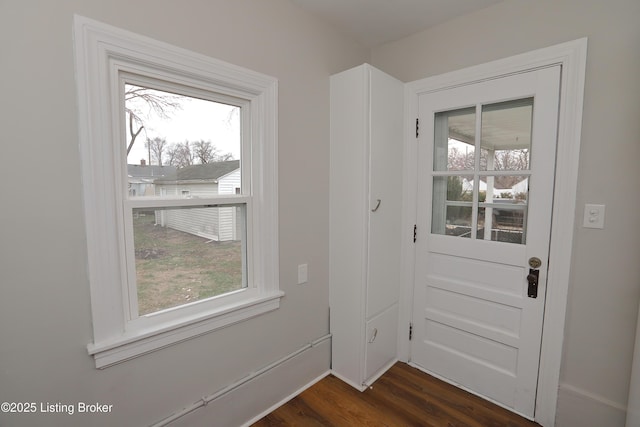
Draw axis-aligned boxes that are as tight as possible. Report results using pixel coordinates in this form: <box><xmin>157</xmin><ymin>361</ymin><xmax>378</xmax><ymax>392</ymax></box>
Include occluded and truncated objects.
<box><xmin>330</xmin><ymin>370</ymin><xmax>367</xmax><ymax>391</ymax></box>
<box><xmin>242</xmin><ymin>369</ymin><xmax>331</xmax><ymax>426</ymax></box>
<box><xmin>364</xmin><ymin>358</ymin><xmax>398</xmax><ymax>389</ymax></box>
<box><xmin>156</xmin><ymin>335</ymin><xmax>331</xmax><ymax>427</ymax></box>
<box><xmin>555</xmin><ymin>383</ymin><xmax>627</xmax><ymax>427</ymax></box>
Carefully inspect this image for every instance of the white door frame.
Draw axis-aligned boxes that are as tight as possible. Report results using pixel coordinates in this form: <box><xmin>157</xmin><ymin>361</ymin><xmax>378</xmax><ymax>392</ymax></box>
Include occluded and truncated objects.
<box><xmin>398</xmin><ymin>38</ymin><xmax>587</xmax><ymax>427</ymax></box>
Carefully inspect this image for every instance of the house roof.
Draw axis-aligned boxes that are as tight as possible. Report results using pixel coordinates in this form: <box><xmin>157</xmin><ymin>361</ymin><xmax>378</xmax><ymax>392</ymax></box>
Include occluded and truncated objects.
<box><xmin>154</xmin><ymin>160</ymin><xmax>240</xmax><ymax>183</ymax></box>
<box><xmin>128</xmin><ymin>164</ymin><xmax>177</xmax><ymax>179</ymax></box>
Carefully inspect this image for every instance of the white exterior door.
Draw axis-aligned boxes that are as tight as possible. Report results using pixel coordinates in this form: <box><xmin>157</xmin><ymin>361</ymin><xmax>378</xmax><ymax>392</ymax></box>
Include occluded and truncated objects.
<box><xmin>411</xmin><ymin>66</ymin><xmax>560</xmax><ymax>418</ymax></box>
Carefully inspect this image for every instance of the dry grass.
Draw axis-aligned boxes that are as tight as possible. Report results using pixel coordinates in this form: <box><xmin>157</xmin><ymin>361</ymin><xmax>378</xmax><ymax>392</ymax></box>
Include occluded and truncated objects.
<box><xmin>133</xmin><ymin>213</ymin><xmax>243</xmax><ymax>315</ymax></box>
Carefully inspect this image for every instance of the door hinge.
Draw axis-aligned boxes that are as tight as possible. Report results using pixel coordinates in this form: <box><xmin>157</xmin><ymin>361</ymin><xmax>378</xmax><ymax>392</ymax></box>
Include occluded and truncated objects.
<box><xmin>413</xmin><ymin>224</ymin><xmax>417</xmax><ymax>243</ymax></box>
<box><xmin>409</xmin><ymin>323</ymin><xmax>413</xmax><ymax>341</ymax></box>
<box><xmin>415</xmin><ymin>118</ymin><xmax>419</xmax><ymax>138</ymax></box>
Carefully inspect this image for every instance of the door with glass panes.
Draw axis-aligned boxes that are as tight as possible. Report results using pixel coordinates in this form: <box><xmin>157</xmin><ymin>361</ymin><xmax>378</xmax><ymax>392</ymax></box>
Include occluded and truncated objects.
<box><xmin>411</xmin><ymin>66</ymin><xmax>560</xmax><ymax>418</ymax></box>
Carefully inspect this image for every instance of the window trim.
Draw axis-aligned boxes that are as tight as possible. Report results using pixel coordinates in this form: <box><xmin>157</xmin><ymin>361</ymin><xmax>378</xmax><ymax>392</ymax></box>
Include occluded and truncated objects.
<box><xmin>74</xmin><ymin>15</ymin><xmax>281</xmax><ymax>368</ymax></box>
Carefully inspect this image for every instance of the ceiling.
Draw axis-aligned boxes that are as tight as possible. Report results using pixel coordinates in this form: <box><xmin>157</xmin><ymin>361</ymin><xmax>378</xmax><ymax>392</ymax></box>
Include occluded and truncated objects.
<box><xmin>448</xmin><ymin>100</ymin><xmax>534</xmax><ymax>151</ymax></box>
<box><xmin>290</xmin><ymin>0</ymin><xmax>505</xmax><ymax>48</ymax></box>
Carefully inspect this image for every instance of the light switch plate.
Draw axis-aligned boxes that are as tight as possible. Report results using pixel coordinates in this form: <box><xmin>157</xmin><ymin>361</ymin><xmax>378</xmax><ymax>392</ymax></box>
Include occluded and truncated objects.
<box><xmin>297</xmin><ymin>264</ymin><xmax>308</xmax><ymax>285</ymax></box>
<box><xmin>583</xmin><ymin>204</ymin><xmax>605</xmax><ymax>229</ymax></box>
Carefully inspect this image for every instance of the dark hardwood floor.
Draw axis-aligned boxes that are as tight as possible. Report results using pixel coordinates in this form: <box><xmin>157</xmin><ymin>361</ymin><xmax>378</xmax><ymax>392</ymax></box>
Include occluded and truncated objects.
<box><xmin>252</xmin><ymin>362</ymin><xmax>541</xmax><ymax>427</ymax></box>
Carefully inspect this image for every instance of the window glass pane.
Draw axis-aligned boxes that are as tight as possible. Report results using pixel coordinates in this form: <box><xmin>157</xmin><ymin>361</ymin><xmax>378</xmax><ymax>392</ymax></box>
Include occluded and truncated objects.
<box><xmin>432</xmin><ymin>176</ymin><xmax>473</xmax><ymax>237</ymax></box>
<box><xmin>132</xmin><ymin>205</ymin><xmax>246</xmax><ymax>316</ymax></box>
<box><xmin>434</xmin><ymin>107</ymin><xmax>476</xmax><ymax>171</ymax></box>
<box><xmin>125</xmin><ymin>84</ymin><xmax>241</xmax><ymax>198</ymax></box>
<box><xmin>480</xmin><ymin>98</ymin><xmax>533</xmax><ymax>171</ymax></box>
<box><xmin>477</xmin><ymin>177</ymin><xmax>528</xmax><ymax>244</ymax></box>
<box><xmin>441</xmin><ymin>206</ymin><xmax>473</xmax><ymax>238</ymax></box>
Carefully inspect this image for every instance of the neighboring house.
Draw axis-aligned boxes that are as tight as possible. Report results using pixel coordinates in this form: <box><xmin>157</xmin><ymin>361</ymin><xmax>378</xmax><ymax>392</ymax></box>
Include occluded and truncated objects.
<box><xmin>153</xmin><ymin>160</ymin><xmax>241</xmax><ymax>242</ymax></box>
<box><xmin>127</xmin><ymin>162</ymin><xmax>177</xmax><ymax>197</ymax></box>
<box><xmin>508</xmin><ymin>177</ymin><xmax>528</xmax><ymax>197</ymax></box>
<box><xmin>463</xmin><ymin>177</ymin><xmax>528</xmax><ymax>199</ymax></box>
<box><xmin>462</xmin><ymin>177</ymin><xmax>528</xmax><ymax>230</ymax></box>
<box><xmin>463</xmin><ymin>178</ymin><xmax>487</xmax><ymax>194</ymax></box>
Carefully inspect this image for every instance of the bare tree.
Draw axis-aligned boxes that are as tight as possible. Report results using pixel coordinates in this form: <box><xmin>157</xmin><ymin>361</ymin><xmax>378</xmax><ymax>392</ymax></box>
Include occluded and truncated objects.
<box><xmin>165</xmin><ymin>144</ymin><xmax>179</xmax><ymax>167</ymax></box>
<box><xmin>192</xmin><ymin>140</ymin><xmax>235</xmax><ymax>163</ymax></box>
<box><xmin>165</xmin><ymin>141</ymin><xmax>195</xmax><ymax>168</ymax></box>
<box><xmin>448</xmin><ymin>143</ymin><xmax>530</xmax><ymax>191</ymax></box>
<box><xmin>125</xmin><ymin>85</ymin><xmax>182</xmax><ymax>157</ymax></box>
<box><xmin>177</xmin><ymin>141</ymin><xmax>195</xmax><ymax>168</ymax></box>
<box><xmin>193</xmin><ymin>140</ymin><xmax>214</xmax><ymax>164</ymax></box>
<box><xmin>216</xmin><ymin>151</ymin><xmax>235</xmax><ymax>161</ymax></box>
<box><xmin>166</xmin><ymin>139</ymin><xmax>235</xmax><ymax>167</ymax></box>
<box><xmin>145</xmin><ymin>137</ymin><xmax>167</xmax><ymax>166</ymax></box>
<box><xmin>447</xmin><ymin>145</ymin><xmax>477</xmax><ymax>170</ymax></box>
<box><xmin>224</xmin><ymin>107</ymin><xmax>240</xmax><ymax>127</ymax></box>
<box><xmin>491</xmin><ymin>149</ymin><xmax>529</xmax><ymax>189</ymax></box>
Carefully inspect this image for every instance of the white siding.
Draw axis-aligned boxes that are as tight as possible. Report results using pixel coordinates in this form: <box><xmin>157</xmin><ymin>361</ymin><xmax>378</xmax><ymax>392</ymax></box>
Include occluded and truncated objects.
<box><xmin>218</xmin><ymin>168</ymin><xmax>241</xmax><ymax>195</ymax></box>
<box><xmin>155</xmin><ymin>170</ymin><xmax>241</xmax><ymax>241</ymax></box>
<box><xmin>218</xmin><ymin>169</ymin><xmax>241</xmax><ymax>241</ymax></box>
<box><xmin>155</xmin><ymin>183</ymin><xmax>220</xmax><ymax>240</ymax></box>
<box><xmin>156</xmin><ymin>183</ymin><xmax>220</xmax><ymax>198</ymax></box>
<box><xmin>163</xmin><ymin>207</ymin><xmax>220</xmax><ymax>240</ymax></box>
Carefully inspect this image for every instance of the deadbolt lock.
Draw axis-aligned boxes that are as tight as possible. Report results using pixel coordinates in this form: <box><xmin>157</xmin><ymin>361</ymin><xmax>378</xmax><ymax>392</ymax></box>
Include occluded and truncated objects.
<box><xmin>527</xmin><ymin>257</ymin><xmax>542</xmax><ymax>299</ymax></box>
<box><xmin>527</xmin><ymin>270</ymin><xmax>540</xmax><ymax>298</ymax></box>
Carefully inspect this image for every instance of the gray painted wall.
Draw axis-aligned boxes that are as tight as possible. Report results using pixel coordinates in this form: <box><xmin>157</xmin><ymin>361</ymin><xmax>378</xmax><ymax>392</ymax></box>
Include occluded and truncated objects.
<box><xmin>372</xmin><ymin>1</ymin><xmax>640</xmax><ymax>425</ymax></box>
<box><xmin>0</xmin><ymin>1</ymin><xmax>367</xmax><ymax>426</ymax></box>
<box><xmin>2</xmin><ymin>0</ymin><xmax>639</xmax><ymax>426</ymax></box>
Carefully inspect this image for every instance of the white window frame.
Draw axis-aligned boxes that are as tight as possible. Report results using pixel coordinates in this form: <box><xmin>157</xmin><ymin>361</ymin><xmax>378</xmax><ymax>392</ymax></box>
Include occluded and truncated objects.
<box><xmin>74</xmin><ymin>15</ymin><xmax>281</xmax><ymax>369</ymax></box>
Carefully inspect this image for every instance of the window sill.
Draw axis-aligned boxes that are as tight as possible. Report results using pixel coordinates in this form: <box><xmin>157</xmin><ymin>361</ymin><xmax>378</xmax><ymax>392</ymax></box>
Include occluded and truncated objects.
<box><xmin>87</xmin><ymin>290</ymin><xmax>284</xmax><ymax>369</ymax></box>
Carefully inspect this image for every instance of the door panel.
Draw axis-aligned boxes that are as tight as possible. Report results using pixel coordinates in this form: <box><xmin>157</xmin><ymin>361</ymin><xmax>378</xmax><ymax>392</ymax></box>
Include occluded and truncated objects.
<box><xmin>366</xmin><ymin>67</ymin><xmax>404</xmax><ymax>318</ymax></box>
<box><xmin>411</xmin><ymin>66</ymin><xmax>560</xmax><ymax>418</ymax></box>
<box><xmin>420</xmin><ymin>328</ymin><xmax>519</xmax><ymax>408</ymax></box>
<box><xmin>365</xmin><ymin>304</ymin><xmax>399</xmax><ymax>381</ymax></box>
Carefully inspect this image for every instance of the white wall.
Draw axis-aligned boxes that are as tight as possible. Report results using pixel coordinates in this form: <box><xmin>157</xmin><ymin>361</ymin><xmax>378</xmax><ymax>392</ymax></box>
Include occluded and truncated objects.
<box><xmin>372</xmin><ymin>1</ymin><xmax>640</xmax><ymax>425</ymax></box>
<box><xmin>0</xmin><ymin>1</ymin><xmax>368</xmax><ymax>426</ymax></box>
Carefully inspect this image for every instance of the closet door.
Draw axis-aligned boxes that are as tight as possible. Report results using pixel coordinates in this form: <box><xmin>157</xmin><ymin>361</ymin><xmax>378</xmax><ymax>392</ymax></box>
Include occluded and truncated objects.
<box><xmin>365</xmin><ymin>67</ymin><xmax>404</xmax><ymax>319</ymax></box>
<box><xmin>365</xmin><ymin>304</ymin><xmax>399</xmax><ymax>379</ymax></box>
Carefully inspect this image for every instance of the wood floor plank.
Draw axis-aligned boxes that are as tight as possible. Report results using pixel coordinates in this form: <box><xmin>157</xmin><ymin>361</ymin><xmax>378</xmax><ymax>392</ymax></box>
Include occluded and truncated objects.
<box><xmin>252</xmin><ymin>363</ymin><xmax>541</xmax><ymax>427</ymax></box>
<box><xmin>385</xmin><ymin>364</ymin><xmax>527</xmax><ymax>427</ymax></box>
<box><xmin>369</xmin><ymin>373</ymin><xmax>464</xmax><ymax>426</ymax></box>
<box><xmin>302</xmin><ymin>375</ymin><xmax>402</xmax><ymax>426</ymax></box>
<box><xmin>385</xmin><ymin>364</ymin><xmax>496</xmax><ymax>424</ymax></box>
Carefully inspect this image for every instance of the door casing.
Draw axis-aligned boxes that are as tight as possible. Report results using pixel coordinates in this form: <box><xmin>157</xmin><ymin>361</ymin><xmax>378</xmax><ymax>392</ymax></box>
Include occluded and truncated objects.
<box><xmin>398</xmin><ymin>38</ymin><xmax>588</xmax><ymax>427</ymax></box>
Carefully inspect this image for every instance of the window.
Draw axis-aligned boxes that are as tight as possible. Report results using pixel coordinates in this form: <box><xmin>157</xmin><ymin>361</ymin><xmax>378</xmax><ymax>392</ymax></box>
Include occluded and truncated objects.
<box><xmin>74</xmin><ymin>15</ymin><xmax>281</xmax><ymax>368</ymax></box>
<box><xmin>431</xmin><ymin>99</ymin><xmax>532</xmax><ymax>244</ymax></box>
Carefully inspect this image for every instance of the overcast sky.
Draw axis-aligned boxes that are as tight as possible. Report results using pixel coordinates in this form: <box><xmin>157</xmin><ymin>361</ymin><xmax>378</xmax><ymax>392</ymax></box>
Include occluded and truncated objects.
<box><xmin>126</xmin><ymin>86</ymin><xmax>241</xmax><ymax>165</ymax></box>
